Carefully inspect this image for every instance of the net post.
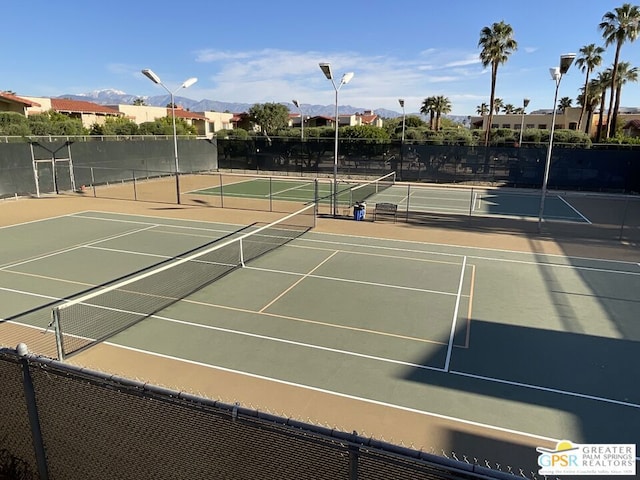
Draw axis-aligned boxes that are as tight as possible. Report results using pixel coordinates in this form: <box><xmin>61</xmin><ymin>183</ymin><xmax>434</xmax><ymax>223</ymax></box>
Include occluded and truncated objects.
<box><xmin>239</xmin><ymin>238</ymin><xmax>245</xmax><ymax>267</ymax></box>
<box><xmin>51</xmin><ymin>308</ymin><xmax>65</xmax><ymax>361</ymax></box>
<box><xmin>133</xmin><ymin>170</ymin><xmax>138</xmax><ymax>201</ymax></box>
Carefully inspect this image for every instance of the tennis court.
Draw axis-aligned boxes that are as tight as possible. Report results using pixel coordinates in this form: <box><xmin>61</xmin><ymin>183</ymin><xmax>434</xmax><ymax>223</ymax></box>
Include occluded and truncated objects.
<box><xmin>183</xmin><ymin>172</ymin><xmax>396</xmax><ymax>215</ymax></box>
<box><xmin>368</xmin><ymin>185</ymin><xmax>592</xmax><ymax>222</ymax></box>
<box><xmin>1</xmin><ymin>197</ymin><xmax>639</xmax><ymax>474</ymax></box>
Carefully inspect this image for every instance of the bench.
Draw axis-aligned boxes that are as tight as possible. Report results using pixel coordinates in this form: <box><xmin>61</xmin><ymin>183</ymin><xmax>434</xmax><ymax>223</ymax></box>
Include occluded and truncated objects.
<box><xmin>373</xmin><ymin>202</ymin><xmax>398</xmax><ymax>222</ymax></box>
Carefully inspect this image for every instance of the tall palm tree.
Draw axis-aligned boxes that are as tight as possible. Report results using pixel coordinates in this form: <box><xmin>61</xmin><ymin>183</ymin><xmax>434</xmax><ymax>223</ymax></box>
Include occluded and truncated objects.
<box><xmin>574</xmin><ymin>43</ymin><xmax>605</xmax><ymax>132</ymax></box>
<box><xmin>599</xmin><ymin>3</ymin><xmax>640</xmax><ymax>138</ymax></box>
<box><xmin>558</xmin><ymin>97</ymin><xmax>573</xmax><ymax>112</ymax></box>
<box><xmin>420</xmin><ymin>96</ymin><xmax>437</xmax><ymax>130</ymax></box>
<box><xmin>476</xmin><ymin>103</ymin><xmax>489</xmax><ymax>115</ymax></box>
<box><xmin>433</xmin><ymin>95</ymin><xmax>452</xmax><ymax>130</ymax></box>
<box><xmin>594</xmin><ymin>69</ymin><xmax>613</xmax><ymax>141</ymax></box>
<box><xmin>610</xmin><ymin>62</ymin><xmax>639</xmax><ymax>136</ymax></box>
<box><xmin>577</xmin><ymin>79</ymin><xmax>602</xmax><ymax>135</ymax></box>
<box><xmin>478</xmin><ymin>21</ymin><xmax>518</xmax><ymax>146</ymax></box>
<box><xmin>493</xmin><ymin>98</ymin><xmax>504</xmax><ymax>114</ymax></box>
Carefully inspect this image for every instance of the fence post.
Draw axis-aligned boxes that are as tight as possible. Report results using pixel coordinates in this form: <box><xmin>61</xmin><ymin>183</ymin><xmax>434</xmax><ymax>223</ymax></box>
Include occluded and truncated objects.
<box><xmin>348</xmin><ymin>444</ymin><xmax>359</xmax><ymax>480</ymax></box>
<box><xmin>17</xmin><ymin>344</ymin><xmax>50</xmax><ymax>480</ymax></box>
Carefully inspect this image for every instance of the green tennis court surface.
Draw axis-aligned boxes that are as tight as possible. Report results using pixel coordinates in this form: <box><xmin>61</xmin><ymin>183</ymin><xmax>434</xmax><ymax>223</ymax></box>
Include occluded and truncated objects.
<box><xmin>368</xmin><ymin>185</ymin><xmax>592</xmax><ymax>222</ymax></box>
<box><xmin>2</xmin><ymin>210</ymin><xmax>639</xmax><ymax>472</ymax></box>
<box><xmin>186</xmin><ymin>172</ymin><xmax>396</xmax><ymax>209</ymax></box>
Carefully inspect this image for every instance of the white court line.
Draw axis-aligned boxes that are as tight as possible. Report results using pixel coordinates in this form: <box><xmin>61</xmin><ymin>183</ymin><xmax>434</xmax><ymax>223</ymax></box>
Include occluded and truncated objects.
<box><xmin>444</xmin><ymin>256</ymin><xmax>466</xmax><ymax>372</ymax></box>
<box><xmin>267</xmin><ymin>181</ymin><xmax>315</xmax><ymax>198</ymax></box>
<box><xmin>0</xmin><ymin>225</ymin><xmax>159</xmax><ymax>271</ymax></box>
<box><xmin>451</xmin><ymin>370</ymin><xmax>640</xmax><ymax>410</ymax></box>
<box><xmin>473</xmin><ymin>192</ymin><xmax>479</xmax><ymax>211</ymax></box>
<box><xmin>0</xmin><ymin>211</ymin><xmax>91</xmax><ymax>230</ymax></box>
<box><xmin>556</xmin><ymin>195</ymin><xmax>592</xmax><ymax>224</ymax></box>
<box><xmin>106</xmin><ymin>311</ymin><xmax>447</xmax><ymax>372</ymax></box>
<box><xmin>99</xmin><ymin>341</ymin><xmax>625</xmax><ymax>446</ymax></box>
<box><xmin>295</xmin><ymin>236</ymin><xmax>640</xmax><ymax>273</ymax></box>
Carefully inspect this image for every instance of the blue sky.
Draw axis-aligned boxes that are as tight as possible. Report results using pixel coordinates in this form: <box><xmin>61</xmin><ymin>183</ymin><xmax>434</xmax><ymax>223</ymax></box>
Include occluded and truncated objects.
<box><xmin>2</xmin><ymin>0</ymin><xmax>639</xmax><ymax>116</ymax></box>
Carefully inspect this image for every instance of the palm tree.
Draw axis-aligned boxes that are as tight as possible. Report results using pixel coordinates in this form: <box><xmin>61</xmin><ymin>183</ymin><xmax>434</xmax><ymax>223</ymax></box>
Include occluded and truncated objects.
<box><xmin>420</xmin><ymin>96</ymin><xmax>437</xmax><ymax>130</ymax></box>
<box><xmin>478</xmin><ymin>21</ymin><xmax>518</xmax><ymax>146</ymax></box>
<box><xmin>577</xmin><ymin>79</ymin><xmax>602</xmax><ymax>135</ymax></box>
<box><xmin>476</xmin><ymin>103</ymin><xmax>489</xmax><ymax>115</ymax></box>
<box><xmin>133</xmin><ymin>98</ymin><xmax>147</xmax><ymax>106</ymax></box>
<box><xmin>503</xmin><ymin>103</ymin><xmax>516</xmax><ymax>114</ymax></box>
<box><xmin>574</xmin><ymin>43</ymin><xmax>605</xmax><ymax>132</ymax></box>
<box><xmin>493</xmin><ymin>98</ymin><xmax>504</xmax><ymax>114</ymax></box>
<box><xmin>432</xmin><ymin>95</ymin><xmax>452</xmax><ymax>130</ymax></box>
<box><xmin>599</xmin><ymin>3</ymin><xmax>640</xmax><ymax>138</ymax></box>
<box><xmin>594</xmin><ymin>69</ymin><xmax>612</xmax><ymax>141</ymax></box>
<box><xmin>610</xmin><ymin>62</ymin><xmax>639</xmax><ymax>136</ymax></box>
<box><xmin>558</xmin><ymin>97</ymin><xmax>573</xmax><ymax>112</ymax></box>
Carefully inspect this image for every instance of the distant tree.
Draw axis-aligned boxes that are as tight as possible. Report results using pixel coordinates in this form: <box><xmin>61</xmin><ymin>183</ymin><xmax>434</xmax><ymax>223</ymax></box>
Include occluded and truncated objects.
<box><xmin>503</xmin><ymin>103</ymin><xmax>516</xmax><ymax>114</ymax></box>
<box><xmin>248</xmin><ymin>102</ymin><xmax>290</xmax><ymax>139</ymax></box>
<box><xmin>599</xmin><ymin>3</ymin><xmax>640</xmax><ymax>138</ymax></box>
<box><xmin>0</xmin><ymin>112</ymin><xmax>31</xmax><ymax>136</ymax></box>
<box><xmin>138</xmin><ymin>116</ymin><xmax>196</xmax><ymax>136</ymax></box>
<box><xmin>341</xmin><ymin>124</ymin><xmax>390</xmax><ymax>140</ymax></box>
<box><xmin>594</xmin><ymin>69</ymin><xmax>613</xmax><ymax>141</ymax></box>
<box><xmin>419</xmin><ymin>96</ymin><xmax>437</xmax><ymax>130</ymax></box>
<box><xmin>478</xmin><ymin>20</ymin><xmax>518</xmax><ymax>146</ymax></box>
<box><xmin>558</xmin><ymin>97</ymin><xmax>573</xmax><ymax>111</ymax></box>
<box><xmin>476</xmin><ymin>103</ymin><xmax>489</xmax><ymax>115</ymax></box>
<box><xmin>404</xmin><ymin>115</ymin><xmax>425</xmax><ymax>128</ymax></box>
<box><xmin>577</xmin><ymin>78</ymin><xmax>602</xmax><ymax>135</ymax></box>
<box><xmin>574</xmin><ymin>43</ymin><xmax>605</xmax><ymax>131</ymax></box>
<box><xmin>492</xmin><ymin>97</ymin><xmax>504</xmax><ymax>114</ymax></box>
<box><xmin>133</xmin><ymin>98</ymin><xmax>146</xmax><ymax>106</ymax></box>
<box><xmin>610</xmin><ymin>61</ymin><xmax>638</xmax><ymax>136</ymax></box>
<box><xmin>90</xmin><ymin>117</ymin><xmax>140</xmax><ymax>136</ymax></box>
<box><xmin>27</xmin><ymin>111</ymin><xmax>86</xmax><ymax>135</ymax></box>
<box><xmin>433</xmin><ymin>95</ymin><xmax>452</xmax><ymax>130</ymax></box>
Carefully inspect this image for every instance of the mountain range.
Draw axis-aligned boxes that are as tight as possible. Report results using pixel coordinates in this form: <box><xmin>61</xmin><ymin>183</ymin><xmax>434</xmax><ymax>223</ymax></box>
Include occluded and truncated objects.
<box><xmin>59</xmin><ymin>89</ymin><xmax>469</xmax><ymax>123</ymax></box>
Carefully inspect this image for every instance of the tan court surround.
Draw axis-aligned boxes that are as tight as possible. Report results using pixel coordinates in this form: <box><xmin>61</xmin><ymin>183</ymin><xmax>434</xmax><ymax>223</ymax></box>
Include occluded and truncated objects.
<box><xmin>1</xmin><ymin>193</ymin><xmax>637</xmax><ymax>471</ymax></box>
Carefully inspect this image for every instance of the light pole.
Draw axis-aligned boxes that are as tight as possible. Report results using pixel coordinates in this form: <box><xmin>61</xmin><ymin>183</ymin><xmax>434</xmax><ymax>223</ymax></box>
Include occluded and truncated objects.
<box><xmin>537</xmin><ymin>54</ymin><xmax>575</xmax><ymax>232</ymax></box>
<box><xmin>292</xmin><ymin>99</ymin><xmax>304</xmax><ymax>141</ymax></box>
<box><xmin>319</xmin><ymin>63</ymin><xmax>354</xmax><ymax>217</ymax></box>
<box><xmin>398</xmin><ymin>99</ymin><xmax>406</xmax><ymax>178</ymax></box>
<box><xmin>518</xmin><ymin>97</ymin><xmax>530</xmax><ymax>147</ymax></box>
<box><xmin>141</xmin><ymin>69</ymin><xmax>197</xmax><ymax>204</ymax></box>
<box><xmin>398</xmin><ymin>99</ymin><xmax>406</xmax><ymax>143</ymax></box>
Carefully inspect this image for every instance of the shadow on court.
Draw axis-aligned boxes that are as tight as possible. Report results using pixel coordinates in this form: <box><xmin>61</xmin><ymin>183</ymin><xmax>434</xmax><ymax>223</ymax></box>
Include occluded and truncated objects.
<box><xmin>402</xmin><ymin>316</ymin><xmax>640</xmax><ymax>447</ymax></box>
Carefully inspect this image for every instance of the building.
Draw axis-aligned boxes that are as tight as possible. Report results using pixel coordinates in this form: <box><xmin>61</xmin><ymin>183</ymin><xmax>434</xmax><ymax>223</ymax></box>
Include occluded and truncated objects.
<box><xmin>22</xmin><ymin>97</ymin><xmax>123</xmax><ymax>127</ymax></box>
<box><xmin>471</xmin><ymin>106</ymin><xmax>640</xmax><ymax>138</ymax></box>
<box><xmin>0</xmin><ymin>91</ymin><xmax>41</xmax><ymax>115</ymax></box>
<box><xmin>0</xmin><ymin>92</ymin><xmax>235</xmax><ymax>137</ymax></box>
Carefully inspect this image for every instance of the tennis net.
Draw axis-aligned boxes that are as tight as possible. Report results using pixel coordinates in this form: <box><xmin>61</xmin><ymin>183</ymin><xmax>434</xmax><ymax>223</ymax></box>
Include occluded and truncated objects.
<box><xmin>349</xmin><ymin>171</ymin><xmax>396</xmax><ymax>204</ymax></box>
<box><xmin>51</xmin><ymin>203</ymin><xmax>316</xmax><ymax>359</ymax></box>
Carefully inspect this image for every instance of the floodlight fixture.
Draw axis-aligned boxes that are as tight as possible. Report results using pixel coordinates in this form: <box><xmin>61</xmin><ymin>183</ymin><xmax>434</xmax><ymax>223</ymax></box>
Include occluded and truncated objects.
<box><xmin>559</xmin><ymin>53</ymin><xmax>576</xmax><ymax>74</ymax></box>
<box><xmin>141</xmin><ymin>68</ymin><xmax>197</xmax><ymax>204</ymax></box>
<box><xmin>518</xmin><ymin>98</ymin><xmax>530</xmax><ymax>147</ymax></box>
<box><xmin>319</xmin><ymin>63</ymin><xmax>333</xmax><ymax>80</ymax></box>
<box><xmin>341</xmin><ymin>72</ymin><xmax>354</xmax><ymax>85</ymax></box>
<box><xmin>141</xmin><ymin>69</ymin><xmax>162</xmax><ymax>84</ymax></box>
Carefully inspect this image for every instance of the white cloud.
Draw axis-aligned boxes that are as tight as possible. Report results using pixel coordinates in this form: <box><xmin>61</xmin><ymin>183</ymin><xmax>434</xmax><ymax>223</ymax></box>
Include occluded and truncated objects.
<box><xmin>189</xmin><ymin>47</ymin><xmax>490</xmax><ymax>114</ymax></box>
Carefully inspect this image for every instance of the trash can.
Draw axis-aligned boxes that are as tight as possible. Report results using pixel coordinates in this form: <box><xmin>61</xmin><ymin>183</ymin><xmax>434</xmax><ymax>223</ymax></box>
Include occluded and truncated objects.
<box><xmin>353</xmin><ymin>203</ymin><xmax>365</xmax><ymax>221</ymax></box>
